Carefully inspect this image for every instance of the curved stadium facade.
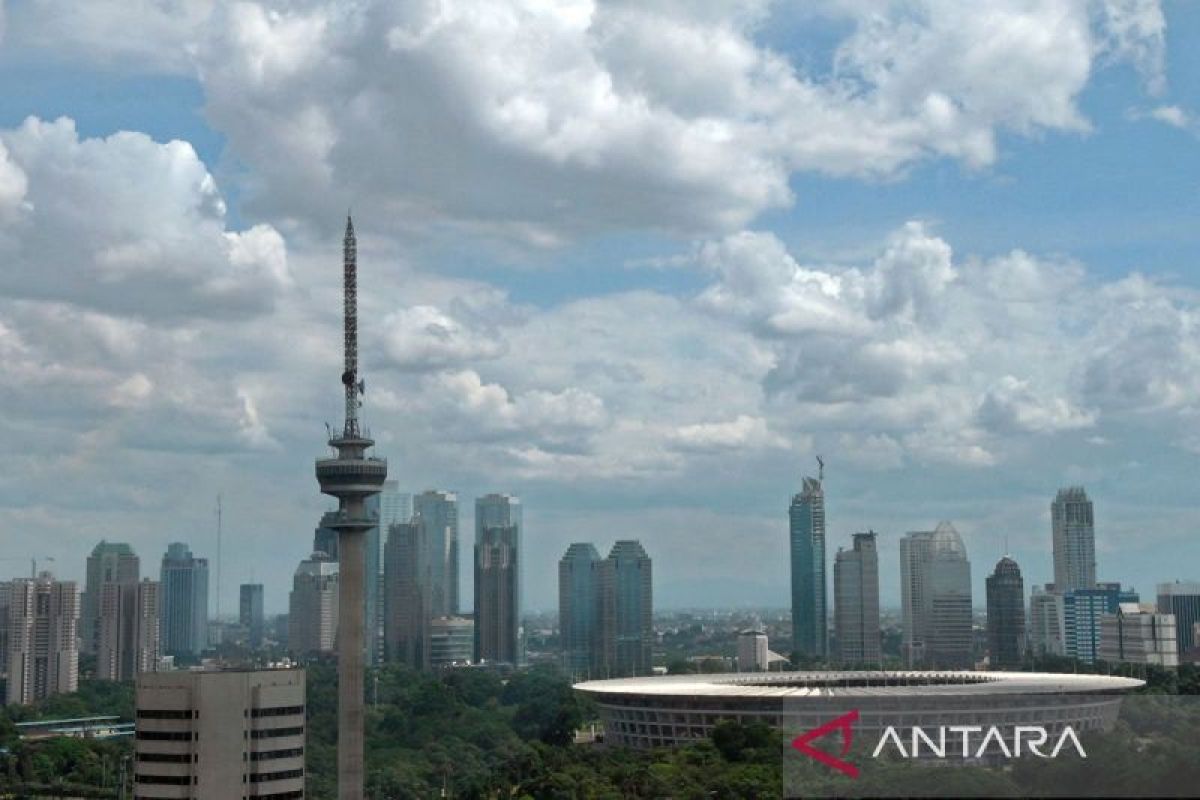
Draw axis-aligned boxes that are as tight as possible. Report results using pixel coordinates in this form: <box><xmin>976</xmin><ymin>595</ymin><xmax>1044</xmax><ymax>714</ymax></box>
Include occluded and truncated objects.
<box><xmin>573</xmin><ymin>671</ymin><xmax>1143</xmax><ymax>750</ymax></box>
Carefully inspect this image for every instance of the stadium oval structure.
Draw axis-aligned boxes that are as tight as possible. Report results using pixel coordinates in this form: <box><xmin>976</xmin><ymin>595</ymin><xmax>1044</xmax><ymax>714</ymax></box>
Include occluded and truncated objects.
<box><xmin>573</xmin><ymin>671</ymin><xmax>1144</xmax><ymax>749</ymax></box>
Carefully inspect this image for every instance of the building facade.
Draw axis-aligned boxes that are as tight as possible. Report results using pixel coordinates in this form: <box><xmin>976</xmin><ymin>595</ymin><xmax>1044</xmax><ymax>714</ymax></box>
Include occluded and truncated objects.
<box><xmin>239</xmin><ymin>583</ymin><xmax>265</xmax><ymax>649</ymax></box>
<box><xmin>559</xmin><ymin>542</ymin><xmax>602</xmax><ymax>676</ymax></box>
<box><xmin>474</xmin><ymin>494</ymin><xmax>521</xmax><ymax>664</ymax></box>
<box><xmin>98</xmin><ymin>578</ymin><xmax>160</xmax><ymax>681</ymax></box>
<box><xmin>134</xmin><ymin>668</ymin><xmax>305</xmax><ymax>799</ymax></box>
<box><xmin>1052</xmin><ymin>487</ymin><xmax>1096</xmax><ymax>593</ymax></box>
<box><xmin>598</xmin><ymin>540</ymin><xmax>653</xmax><ymax>677</ymax></box>
<box><xmin>159</xmin><ymin>543</ymin><xmax>209</xmax><ymax>658</ymax></box>
<box><xmin>383</xmin><ymin>521</ymin><xmax>430</xmax><ymax>669</ymax></box>
<box><xmin>429</xmin><ymin>616</ymin><xmax>474</xmax><ymax>668</ymax></box>
<box><xmin>1064</xmin><ymin>582</ymin><xmax>1138</xmax><ymax>664</ymax></box>
<box><xmin>1028</xmin><ymin>583</ymin><xmax>1065</xmax><ymax>657</ymax></box>
<box><xmin>1099</xmin><ymin>603</ymin><xmax>1178</xmax><ymax>667</ymax></box>
<box><xmin>414</xmin><ymin>490</ymin><xmax>459</xmax><ymax>619</ymax></box>
<box><xmin>789</xmin><ymin>476</ymin><xmax>827</xmax><ymax>659</ymax></box>
<box><xmin>81</xmin><ymin>541</ymin><xmax>140</xmax><ymax>655</ymax></box>
<box><xmin>288</xmin><ymin>553</ymin><xmax>339</xmax><ymax>655</ymax></box>
<box><xmin>1156</xmin><ymin>581</ymin><xmax>1200</xmax><ymax>661</ymax></box>
<box><xmin>833</xmin><ymin>531</ymin><xmax>881</xmax><ymax>666</ymax></box>
<box><xmin>900</xmin><ymin>523</ymin><xmax>972</xmax><ymax>668</ymax></box>
<box><xmin>737</xmin><ymin>630</ymin><xmax>769</xmax><ymax>672</ymax></box>
<box><xmin>985</xmin><ymin>556</ymin><xmax>1026</xmax><ymax>669</ymax></box>
<box><xmin>4</xmin><ymin>574</ymin><xmax>79</xmax><ymax>706</ymax></box>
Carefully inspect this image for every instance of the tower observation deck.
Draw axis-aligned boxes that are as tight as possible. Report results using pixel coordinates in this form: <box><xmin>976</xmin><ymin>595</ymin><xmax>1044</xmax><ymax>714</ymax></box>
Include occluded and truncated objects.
<box><xmin>315</xmin><ymin>216</ymin><xmax>386</xmax><ymax>800</ymax></box>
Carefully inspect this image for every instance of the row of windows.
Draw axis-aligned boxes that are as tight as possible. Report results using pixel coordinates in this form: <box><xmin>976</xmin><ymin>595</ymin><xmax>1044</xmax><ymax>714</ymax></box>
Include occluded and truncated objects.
<box><xmin>251</xmin><ymin>747</ymin><xmax>303</xmax><ymax>761</ymax></box>
<box><xmin>251</xmin><ymin>705</ymin><xmax>305</xmax><ymax>718</ymax></box>
<box><xmin>136</xmin><ymin>730</ymin><xmax>194</xmax><ymax>741</ymax></box>
<box><xmin>259</xmin><ymin>791</ymin><xmax>304</xmax><ymax>799</ymax></box>
<box><xmin>138</xmin><ymin>709</ymin><xmax>195</xmax><ymax>719</ymax></box>
<box><xmin>136</xmin><ymin>774</ymin><xmax>194</xmax><ymax>785</ymax></box>
<box><xmin>137</xmin><ymin>752</ymin><xmax>193</xmax><ymax>763</ymax></box>
<box><xmin>250</xmin><ymin>768</ymin><xmax>304</xmax><ymax>783</ymax></box>
<box><xmin>251</xmin><ymin>726</ymin><xmax>304</xmax><ymax>739</ymax></box>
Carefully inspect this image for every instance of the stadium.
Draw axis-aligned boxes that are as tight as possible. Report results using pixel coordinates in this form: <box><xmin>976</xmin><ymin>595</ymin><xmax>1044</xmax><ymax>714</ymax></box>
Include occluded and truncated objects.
<box><xmin>573</xmin><ymin>671</ymin><xmax>1145</xmax><ymax>750</ymax></box>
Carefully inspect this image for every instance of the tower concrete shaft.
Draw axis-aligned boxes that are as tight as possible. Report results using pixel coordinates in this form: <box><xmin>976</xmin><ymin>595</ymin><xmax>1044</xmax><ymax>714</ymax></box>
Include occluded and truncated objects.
<box><xmin>315</xmin><ymin>216</ymin><xmax>386</xmax><ymax>800</ymax></box>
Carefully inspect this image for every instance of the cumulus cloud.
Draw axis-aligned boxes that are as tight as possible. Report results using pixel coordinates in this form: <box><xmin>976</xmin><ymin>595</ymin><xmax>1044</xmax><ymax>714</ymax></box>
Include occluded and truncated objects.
<box><xmin>377</xmin><ymin>304</ymin><xmax>506</xmax><ymax>371</ymax></box>
<box><xmin>0</xmin><ymin>117</ymin><xmax>291</xmax><ymax>321</ymax></box>
<box><xmin>669</xmin><ymin>414</ymin><xmax>789</xmax><ymax>452</ymax></box>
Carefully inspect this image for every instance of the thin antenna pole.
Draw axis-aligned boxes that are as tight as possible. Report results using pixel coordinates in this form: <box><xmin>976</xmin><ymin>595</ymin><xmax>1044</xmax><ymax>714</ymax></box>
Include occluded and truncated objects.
<box><xmin>342</xmin><ymin>217</ymin><xmax>361</xmax><ymax>437</ymax></box>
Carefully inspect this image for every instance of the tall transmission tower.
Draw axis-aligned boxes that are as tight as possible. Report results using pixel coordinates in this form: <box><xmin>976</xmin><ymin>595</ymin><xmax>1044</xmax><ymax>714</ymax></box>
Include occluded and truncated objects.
<box><xmin>315</xmin><ymin>216</ymin><xmax>387</xmax><ymax>800</ymax></box>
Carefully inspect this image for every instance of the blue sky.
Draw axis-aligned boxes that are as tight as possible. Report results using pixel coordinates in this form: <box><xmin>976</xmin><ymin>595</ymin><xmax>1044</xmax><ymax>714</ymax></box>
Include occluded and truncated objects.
<box><xmin>0</xmin><ymin>0</ymin><xmax>1197</xmax><ymax>617</ymax></box>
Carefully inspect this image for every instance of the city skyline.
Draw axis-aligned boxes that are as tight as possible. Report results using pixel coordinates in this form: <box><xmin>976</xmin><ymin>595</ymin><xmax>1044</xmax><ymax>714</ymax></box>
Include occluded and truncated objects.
<box><xmin>2</xmin><ymin>3</ymin><xmax>1200</xmax><ymax>618</ymax></box>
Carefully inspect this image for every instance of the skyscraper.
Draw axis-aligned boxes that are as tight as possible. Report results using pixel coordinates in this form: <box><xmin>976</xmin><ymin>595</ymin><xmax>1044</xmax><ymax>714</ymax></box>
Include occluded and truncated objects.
<box><xmin>313</xmin><ymin>216</ymin><xmax>388</xmax><ymax>800</ymax></box>
<box><xmin>4</xmin><ymin>573</ymin><xmax>79</xmax><ymax>705</ymax></box>
<box><xmin>1052</xmin><ymin>487</ymin><xmax>1096</xmax><ymax>593</ymax></box>
<box><xmin>240</xmin><ymin>583</ymin><xmax>265</xmax><ymax>648</ymax></box>
<box><xmin>81</xmin><ymin>541</ymin><xmax>139</xmax><ymax>655</ymax></box>
<box><xmin>1064</xmin><ymin>582</ymin><xmax>1138</xmax><ymax>664</ymax></box>
<box><xmin>985</xmin><ymin>556</ymin><xmax>1026</xmax><ymax>669</ymax></box>
<box><xmin>373</xmin><ymin>481</ymin><xmax>412</xmax><ymax>662</ymax></box>
<box><xmin>833</xmin><ymin>531</ymin><xmax>880</xmax><ymax>665</ymax></box>
<box><xmin>474</xmin><ymin>493</ymin><xmax>521</xmax><ymax>664</ymax></box>
<box><xmin>313</xmin><ymin>510</ymin><xmax>340</xmax><ymax>559</ymax></box>
<box><xmin>900</xmin><ymin>522</ymin><xmax>972</xmax><ymax>668</ymax></box>
<box><xmin>159</xmin><ymin>542</ymin><xmax>209</xmax><ymax>658</ymax></box>
<box><xmin>378</xmin><ymin>480</ymin><xmax>412</xmax><ymax>529</ymax></box>
<box><xmin>598</xmin><ymin>540</ymin><xmax>653</xmax><ymax>677</ymax></box>
<box><xmin>789</xmin><ymin>475</ymin><xmax>826</xmax><ymax>659</ymax></box>
<box><xmin>97</xmin><ymin>578</ymin><xmax>160</xmax><ymax>681</ymax></box>
<box><xmin>1029</xmin><ymin>583</ymin><xmax>1065</xmax><ymax>657</ymax></box>
<box><xmin>384</xmin><ymin>521</ymin><xmax>430</xmax><ymax>669</ymax></box>
<box><xmin>1156</xmin><ymin>581</ymin><xmax>1200</xmax><ymax>660</ymax></box>
<box><xmin>1099</xmin><ymin>603</ymin><xmax>1178</xmax><ymax>667</ymax></box>
<box><xmin>414</xmin><ymin>490</ymin><xmax>459</xmax><ymax>618</ymax></box>
<box><xmin>289</xmin><ymin>553</ymin><xmax>340</xmax><ymax>655</ymax></box>
<box><xmin>558</xmin><ymin>542</ymin><xmax>602</xmax><ymax>676</ymax></box>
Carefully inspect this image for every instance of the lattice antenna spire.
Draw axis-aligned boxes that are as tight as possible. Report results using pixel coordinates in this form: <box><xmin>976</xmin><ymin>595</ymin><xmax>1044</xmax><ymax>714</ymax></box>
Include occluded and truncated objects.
<box><xmin>341</xmin><ymin>215</ymin><xmax>363</xmax><ymax>437</ymax></box>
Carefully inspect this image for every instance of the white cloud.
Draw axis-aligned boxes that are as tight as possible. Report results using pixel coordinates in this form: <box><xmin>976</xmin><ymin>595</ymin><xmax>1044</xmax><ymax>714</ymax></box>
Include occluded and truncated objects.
<box><xmin>669</xmin><ymin>414</ymin><xmax>789</xmax><ymax>452</ymax></box>
<box><xmin>0</xmin><ymin>117</ymin><xmax>291</xmax><ymax>321</ymax></box>
<box><xmin>377</xmin><ymin>304</ymin><xmax>506</xmax><ymax>371</ymax></box>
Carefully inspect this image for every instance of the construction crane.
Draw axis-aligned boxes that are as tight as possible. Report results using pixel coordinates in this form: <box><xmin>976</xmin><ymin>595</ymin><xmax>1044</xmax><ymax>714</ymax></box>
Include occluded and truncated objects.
<box><xmin>0</xmin><ymin>555</ymin><xmax>55</xmax><ymax>579</ymax></box>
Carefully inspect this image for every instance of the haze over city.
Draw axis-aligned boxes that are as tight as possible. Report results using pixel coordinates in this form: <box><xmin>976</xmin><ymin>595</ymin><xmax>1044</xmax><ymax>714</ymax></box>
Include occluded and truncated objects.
<box><xmin>1</xmin><ymin>1</ymin><xmax>1199</xmax><ymax>616</ymax></box>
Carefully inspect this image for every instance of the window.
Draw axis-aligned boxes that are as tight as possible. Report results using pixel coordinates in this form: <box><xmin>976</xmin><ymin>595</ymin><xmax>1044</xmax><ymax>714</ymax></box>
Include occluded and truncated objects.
<box><xmin>137</xmin><ymin>752</ymin><xmax>191</xmax><ymax>763</ymax></box>
<box><xmin>137</xmin><ymin>709</ymin><xmax>193</xmax><ymax>720</ymax></box>
<box><xmin>250</xmin><ymin>726</ymin><xmax>304</xmax><ymax>739</ymax></box>
<box><xmin>250</xmin><ymin>768</ymin><xmax>304</xmax><ymax>783</ymax></box>
<box><xmin>136</xmin><ymin>775</ymin><xmax>191</xmax><ymax>785</ymax></box>
<box><xmin>250</xmin><ymin>747</ymin><xmax>303</xmax><ymax>761</ymax></box>
<box><xmin>136</xmin><ymin>730</ymin><xmax>192</xmax><ymax>741</ymax></box>
<box><xmin>251</xmin><ymin>705</ymin><xmax>305</xmax><ymax>718</ymax></box>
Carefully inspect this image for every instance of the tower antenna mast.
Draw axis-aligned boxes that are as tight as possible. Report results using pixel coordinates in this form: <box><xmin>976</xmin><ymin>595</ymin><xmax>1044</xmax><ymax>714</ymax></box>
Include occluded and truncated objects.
<box><xmin>341</xmin><ymin>217</ymin><xmax>364</xmax><ymax>437</ymax></box>
<box><xmin>816</xmin><ymin>455</ymin><xmax>825</xmax><ymax>482</ymax></box>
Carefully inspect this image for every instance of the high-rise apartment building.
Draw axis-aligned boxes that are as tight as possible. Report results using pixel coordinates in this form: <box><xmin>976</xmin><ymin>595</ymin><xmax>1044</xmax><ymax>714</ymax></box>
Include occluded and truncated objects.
<box><xmin>737</xmin><ymin>629</ymin><xmax>769</xmax><ymax>672</ymax></box>
<box><xmin>159</xmin><ymin>543</ymin><xmax>209</xmax><ymax>658</ymax></box>
<box><xmin>985</xmin><ymin>556</ymin><xmax>1026</xmax><ymax>669</ymax></box>
<box><xmin>98</xmin><ymin>578</ymin><xmax>160</xmax><ymax>681</ymax></box>
<box><xmin>834</xmin><ymin>531</ymin><xmax>880</xmax><ymax>666</ymax></box>
<box><xmin>597</xmin><ymin>540</ymin><xmax>653</xmax><ymax>677</ymax></box>
<box><xmin>789</xmin><ymin>475</ymin><xmax>827</xmax><ymax>658</ymax></box>
<box><xmin>240</xmin><ymin>583</ymin><xmax>265</xmax><ymax>649</ymax></box>
<box><xmin>414</xmin><ymin>490</ymin><xmax>459</xmax><ymax>619</ymax></box>
<box><xmin>134</xmin><ymin>667</ymin><xmax>305</xmax><ymax>799</ymax></box>
<box><xmin>289</xmin><ymin>553</ymin><xmax>339</xmax><ymax>655</ymax></box>
<box><xmin>900</xmin><ymin>522</ymin><xmax>972</xmax><ymax>668</ymax></box>
<box><xmin>559</xmin><ymin>542</ymin><xmax>602</xmax><ymax>676</ymax></box>
<box><xmin>1099</xmin><ymin>603</ymin><xmax>1178</xmax><ymax>667</ymax></box>
<box><xmin>1028</xmin><ymin>583</ymin><xmax>1065</xmax><ymax>657</ymax></box>
<box><xmin>81</xmin><ymin>541</ymin><xmax>140</xmax><ymax>655</ymax></box>
<box><xmin>429</xmin><ymin>616</ymin><xmax>473</xmax><ymax>668</ymax></box>
<box><xmin>383</xmin><ymin>521</ymin><xmax>430</xmax><ymax>669</ymax></box>
<box><xmin>1156</xmin><ymin>581</ymin><xmax>1200</xmax><ymax>660</ymax></box>
<box><xmin>4</xmin><ymin>573</ymin><xmax>79</xmax><ymax>705</ymax></box>
<box><xmin>1052</xmin><ymin>487</ymin><xmax>1096</xmax><ymax>593</ymax></box>
<box><xmin>1064</xmin><ymin>582</ymin><xmax>1138</xmax><ymax>664</ymax></box>
<box><xmin>474</xmin><ymin>494</ymin><xmax>521</xmax><ymax>664</ymax></box>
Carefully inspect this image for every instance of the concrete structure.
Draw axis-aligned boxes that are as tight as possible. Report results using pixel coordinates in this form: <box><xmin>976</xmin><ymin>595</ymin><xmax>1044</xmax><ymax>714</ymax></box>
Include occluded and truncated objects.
<box><xmin>98</xmin><ymin>578</ymin><xmax>159</xmax><ymax>682</ymax></box>
<box><xmin>313</xmin><ymin>216</ymin><xmax>387</xmax><ymax>800</ymax></box>
<box><xmin>789</xmin><ymin>474</ymin><xmax>827</xmax><ymax>658</ymax></box>
<box><xmin>985</xmin><ymin>556</ymin><xmax>1026</xmax><ymax>669</ymax></box>
<box><xmin>414</xmin><ymin>490</ymin><xmax>459</xmax><ymax>618</ymax></box>
<box><xmin>574</xmin><ymin>671</ymin><xmax>1144</xmax><ymax>751</ymax></box>
<box><xmin>1099</xmin><ymin>603</ymin><xmax>1178</xmax><ymax>668</ymax></box>
<box><xmin>1156</xmin><ymin>581</ymin><xmax>1200</xmax><ymax>661</ymax></box>
<box><xmin>1052</xmin><ymin>487</ymin><xmax>1096</xmax><ymax>593</ymax></box>
<box><xmin>134</xmin><ymin>667</ymin><xmax>305</xmax><ymax>799</ymax></box>
<box><xmin>474</xmin><ymin>493</ymin><xmax>522</xmax><ymax>664</ymax></box>
<box><xmin>1064</xmin><ymin>583</ymin><xmax>1138</xmax><ymax>665</ymax></box>
<box><xmin>289</xmin><ymin>553</ymin><xmax>339</xmax><ymax>655</ymax></box>
<box><xmin>81</xmin><ymin>541</ymin><xmax>139</xmax><ymax>655</ymax></box>
<box><xmin>429</xmin><ymin>616</ymin><xmax>474</xmax><ymax>668</ymax></box>
<box><xmin>737</xmin><ymin>629</ymin><xmax>769</xmax><ymax>672</ymax></box>
<box><xmin>240</xmin><ymin>583</ymin><xmax>265</xmax><ymax>649</ymax></box>
<box><xmin>159</xmin><ymin>543</ymin><xmax>209</xmax><ymax>658</ymax></box>
<box><xmin>597</xmin><ymin>540</ymin><xmax>653</xmax><ymax>677</ymax></box>
<box><xmin>1028</xmin><ymin>584</ymin><xmax>1065</xmax><ymax>657</ymax></box>
<box><xmin>559</xmin><ymin>542</ymin><xmax>602</xmax><ymax>676</ymax></box>
<box><xmin>383</xmin><ymin>520</ymin><xmax>430</xmax><ymax>669</ymax></box>
<box><xmin>900</xmin><ymin>523</ymin><xmax>972</xmax><ymax>668</ymax></box>
<box><xmin>833</xmin><ymin>531</ymin><xmax>880</xmax><ymax>666</ymax></box>
<box><xmin>4</xmin><ymin>573</ymin><xmax>79</xmax><ymax>706</ymax></box>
